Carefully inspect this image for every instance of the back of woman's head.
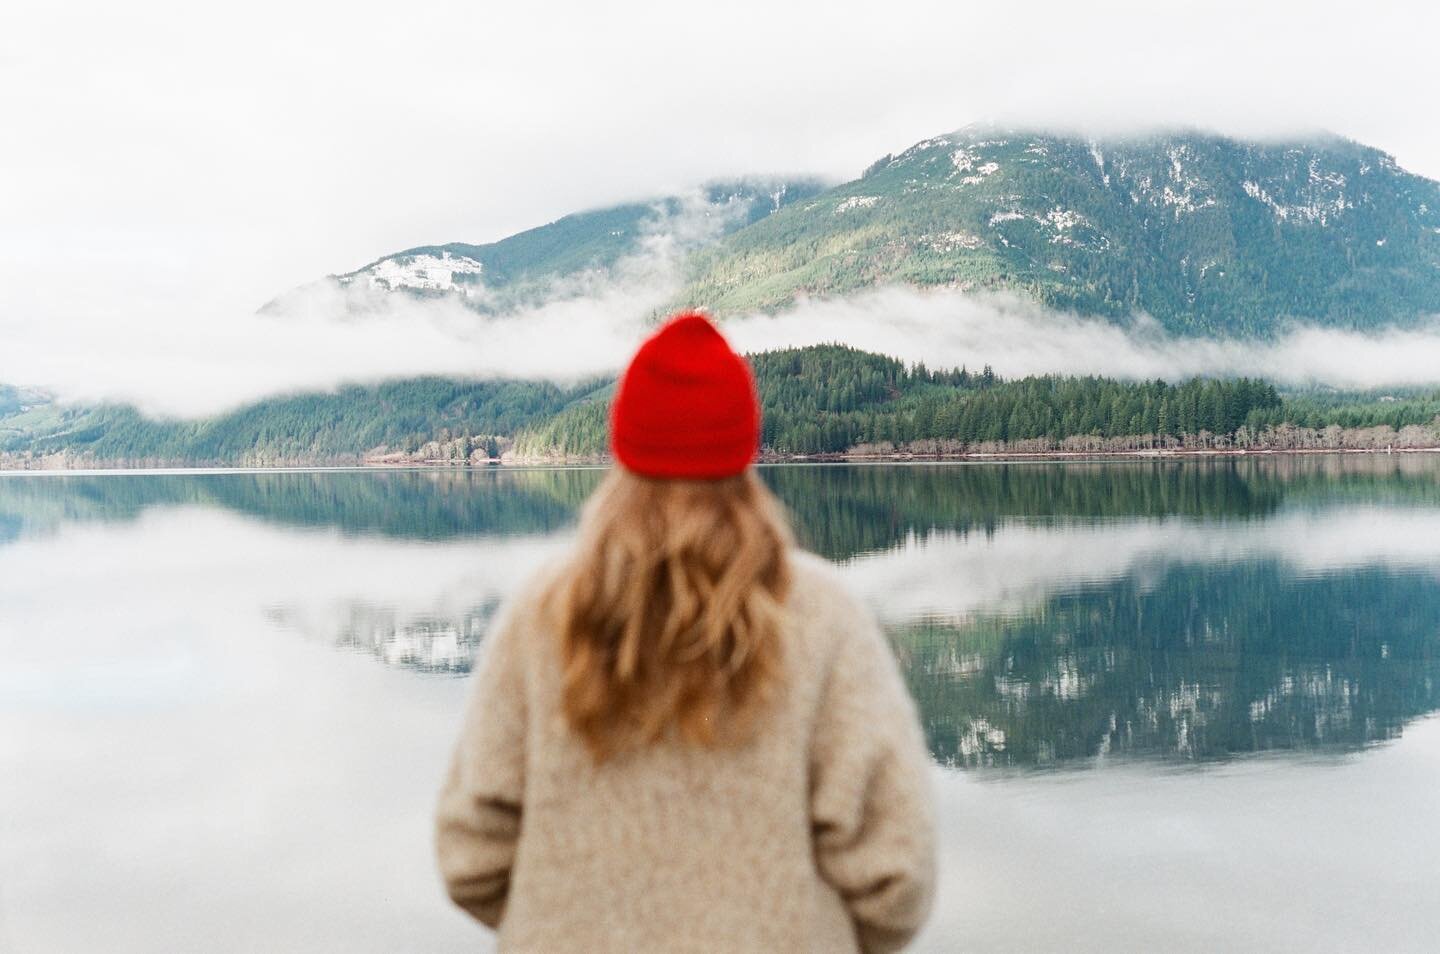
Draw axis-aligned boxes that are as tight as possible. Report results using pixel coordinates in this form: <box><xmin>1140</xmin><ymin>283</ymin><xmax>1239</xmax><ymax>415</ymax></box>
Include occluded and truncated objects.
<box><xmin>553</xmin><ymin>468</ymin><xmax>792</xmax><ymax>760</ymax></box>
<box><xmin>548</xmin><ymin>311</ymin><xmax>793</xmax><ymax>761</ymax></box>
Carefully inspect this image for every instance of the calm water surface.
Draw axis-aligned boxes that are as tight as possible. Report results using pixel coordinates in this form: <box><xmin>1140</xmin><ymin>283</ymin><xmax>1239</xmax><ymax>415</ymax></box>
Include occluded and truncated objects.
<box><xmin>2</xmin><ymin>458</ymin><xmax>1439</xmax><ymax>952</ymax></box>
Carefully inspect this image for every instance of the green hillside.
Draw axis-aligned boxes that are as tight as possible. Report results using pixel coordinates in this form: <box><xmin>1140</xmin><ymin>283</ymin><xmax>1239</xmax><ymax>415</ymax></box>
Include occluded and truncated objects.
<box><xmin>676</xmin><ymin>126</ymin><xmax>1440</xmax><ymax>335</ymax></box>
<box><xmin>0</xmin><ymin>378</ymin><xmax>604</xmax><ymax>467</ymax></box>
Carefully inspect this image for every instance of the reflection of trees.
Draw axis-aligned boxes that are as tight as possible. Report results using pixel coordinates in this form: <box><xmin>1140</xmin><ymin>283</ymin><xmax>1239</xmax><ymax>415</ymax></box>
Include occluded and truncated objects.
<box><xmin>1246</xmin><ymin>452</ymin><xmax>1440</xmax><ymax>508</ymax></box>
<box><xmin>0</xmin><ymin>468</ymin><xmax>601</xmax><ymax>542</ymax></box>
<box><xmin>265</xmin><ymin>600</ymin><xmax>501</xmax><ymax>674</ymax></box>
<box><xmin>896</xmin><ymin>563</ymin><xmax>1440</xmax><ymax>768</ymax></box>
<box><xmin>763</xmin><ymin>460</ymin><xmax>1288</xmax><ymax>561</ymax></box>
<box><xmin>204</xmin><ymin>469</ymin><xmax>599</xmax><ymax>540</ymax></box>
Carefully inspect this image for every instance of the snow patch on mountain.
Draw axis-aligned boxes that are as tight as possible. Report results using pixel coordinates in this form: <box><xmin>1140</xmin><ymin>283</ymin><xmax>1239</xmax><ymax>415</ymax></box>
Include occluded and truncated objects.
<box><xmin>921</xmin><ymin>231</ymin><xmax>985</xmax><ymax>252</ymax></box>
<box><xmin>835</xmin><ymin>195</ymin><xmax>882</xmax><ymax>214</ymax></box>
<box><xmin>955</xmin><ymin>161</ymin><xmax>1000</xmax><ymax>186</ymax></box>
<box><xmin>1242</xmin><ymin>169</ymin><xmax>1352</xmax><ymax>226</ymax></box>
<box><xmin>340</xmin><ymin>251</ymin><xmax>485</xmax><ymax>296</ymax></box>
<box><xmin>1045</xmin><ymin>208</ymin><xmax>1085</xmax><ymax>234</ymax></box>
<box><xmin>951</xmin><ymin>148</ymin><xmax>978</xmax><ymax>173</ymax></box>
<box><xmin>1087</xmin><ymin>140</ymin><xmax>1109</xmax><ymax>186</ymax></box>
<box><xmin>987</xmin><ymin>207</ymin><xmax>1102</xmax><ymax>248</ymax></box>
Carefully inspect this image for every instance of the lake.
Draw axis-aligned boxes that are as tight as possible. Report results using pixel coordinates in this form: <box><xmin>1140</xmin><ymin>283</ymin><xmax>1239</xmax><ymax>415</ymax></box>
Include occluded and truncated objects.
<box><xmin>2</xmin><ymin>458</ymin><xmax>1439</xmax><ymax>952</ymax></box>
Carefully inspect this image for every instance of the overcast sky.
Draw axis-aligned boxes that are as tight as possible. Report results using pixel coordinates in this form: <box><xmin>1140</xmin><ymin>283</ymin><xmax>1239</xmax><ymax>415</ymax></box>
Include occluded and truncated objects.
<box><xmin>3</xmin><ymin>0</ymin><xmax>1439</xmax><ymax>409</ymax></box>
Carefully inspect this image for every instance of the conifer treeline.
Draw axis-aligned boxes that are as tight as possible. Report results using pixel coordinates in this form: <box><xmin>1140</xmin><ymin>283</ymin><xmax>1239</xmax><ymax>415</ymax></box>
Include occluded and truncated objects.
<box><xmin>516</xmin><ymin>345</ymin><xmax>1293</xmax><ymax>456</ymax></box>
<box><xmin>512</xmin><ymin>345</ymin><xmax>1440</xmax><ymax>459</ymax></box>
<box><xmin>755</xmin><ymin>346</ymin><xmax>1282</xmax><ymax>453</ymax></box>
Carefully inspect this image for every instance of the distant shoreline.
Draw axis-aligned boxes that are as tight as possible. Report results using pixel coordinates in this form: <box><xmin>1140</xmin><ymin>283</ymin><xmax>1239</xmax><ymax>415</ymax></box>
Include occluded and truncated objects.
<box><xmin>770</xmin><ymin>445</ymin><xmax>1440</xmax><ymax>463</ymax></box>
<box><xmin>4</xmin><ymin>444</ymin><xmax>1439</xmax><ymax>474</ymax></box>
<box><xmin>501</xmin><ymin>445</ymin><xmax>1440</xmax><ymax>468</ymax></box>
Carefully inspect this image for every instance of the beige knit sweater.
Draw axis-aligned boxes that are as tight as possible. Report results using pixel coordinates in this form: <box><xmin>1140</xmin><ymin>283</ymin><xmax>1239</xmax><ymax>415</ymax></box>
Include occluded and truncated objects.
<box><xmin>435</xmin><ymin>550</ymin><xmax>936</xmax><ymax>953</ymax></box>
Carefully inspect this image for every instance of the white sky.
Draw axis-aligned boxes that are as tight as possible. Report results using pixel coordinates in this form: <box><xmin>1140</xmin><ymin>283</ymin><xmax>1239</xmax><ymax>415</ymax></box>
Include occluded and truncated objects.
<box><xmin>3</xmin><ymin>0</ymin><xmax>1440</xmax><ymax>410</ymax></box>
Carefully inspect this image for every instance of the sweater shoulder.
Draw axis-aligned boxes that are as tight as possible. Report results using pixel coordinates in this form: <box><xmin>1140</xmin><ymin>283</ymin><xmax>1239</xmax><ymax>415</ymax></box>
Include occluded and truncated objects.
<box><xmin>783</xmin><ymin>549</ymin><xmax>887</xmax><ymax>665</ymax></box>
<box><xmin>786</xmin><ymin>549</ymin><xmax>871</xmax><ymax>622</ymax></box>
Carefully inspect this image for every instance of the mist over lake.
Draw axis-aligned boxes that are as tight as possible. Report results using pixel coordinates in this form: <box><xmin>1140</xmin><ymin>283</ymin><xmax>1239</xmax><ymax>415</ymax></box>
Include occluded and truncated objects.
<box><xmin>3</xmin><ymin>458</ymin><xmax>1439</xmax><ymax>952</ymax></box>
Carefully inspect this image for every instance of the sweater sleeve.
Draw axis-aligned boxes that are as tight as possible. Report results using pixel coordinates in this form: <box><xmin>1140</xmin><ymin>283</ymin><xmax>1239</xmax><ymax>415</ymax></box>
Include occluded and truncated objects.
<box><xmin>809</xmin><ymin>596</ymin><xmax>937</xmax><ymax>954</ymax></box>
<box><xmin>434</xmin><ymin>595</ymin><xmax>530</xmax><ymax>929</ymax></box>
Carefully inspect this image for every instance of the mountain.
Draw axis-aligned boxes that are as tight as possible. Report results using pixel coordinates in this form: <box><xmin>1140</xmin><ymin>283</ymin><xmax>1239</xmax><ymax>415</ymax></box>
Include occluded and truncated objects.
<box><xmin>268</xmin><ymin>178</ymin><xmax>826</xmax><ymax>314</ymax></box>
<box><xmin>9</xmin><ymin>125</ymin><xmax>1440</xmax><ymax>469</ymax></box>
<box><xmin>675</xmin><ymin>125</ymin><xmax>1440</xmax><ymax>335</ymax></box>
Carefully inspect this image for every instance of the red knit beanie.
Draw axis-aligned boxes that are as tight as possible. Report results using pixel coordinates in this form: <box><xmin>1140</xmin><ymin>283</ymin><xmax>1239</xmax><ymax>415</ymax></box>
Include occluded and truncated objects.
<box><xmin>610</xmin><ymin>311</ymin><xmax>760</xmax><ymax>479</ymax></box>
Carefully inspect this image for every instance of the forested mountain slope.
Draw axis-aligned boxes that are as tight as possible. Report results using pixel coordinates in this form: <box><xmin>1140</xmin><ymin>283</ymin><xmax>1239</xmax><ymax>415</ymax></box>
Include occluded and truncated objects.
<box><xmin>676</xmin><ymin>125</ymin><xmax>1440</xmax><ymax>334</ymax></box>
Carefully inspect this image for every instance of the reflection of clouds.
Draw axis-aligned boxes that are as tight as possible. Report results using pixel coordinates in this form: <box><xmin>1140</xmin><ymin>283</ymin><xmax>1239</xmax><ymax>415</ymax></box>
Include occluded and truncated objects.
<box><xmin>839</xmin><ymin>506</ymin><xmax>1440</xmax><ymax>622</ymax></box>
<box><xmin>0</xmin><ymin>505</ymin><xmax>536</xmax><ymax>952</ymax></box>
<box><xmin>11</xmin><ymin>500</ymin><xmax>1436</xmax><ymax>678</ymax></box>
<box><xmin>0</xmin><ymin>505</ymin><xmax>571</xmax><ymax>699</ymax></box>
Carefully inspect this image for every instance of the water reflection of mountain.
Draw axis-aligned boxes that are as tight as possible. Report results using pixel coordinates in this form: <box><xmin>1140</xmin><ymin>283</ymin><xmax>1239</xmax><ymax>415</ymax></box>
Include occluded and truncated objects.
<box><xmin>9</xmin><ymin>457</ymin><xmax>1440</xmax><ymax>760</ymax></box>
<box><xmin>897</xmin><ymin>562</ymin><xmax>1440</xmax><ymax>768</ymax></box>
<box><xmin>266</xmin><ymin>600</ymin><xmax>500</xmax><ymax>674</ymax></box>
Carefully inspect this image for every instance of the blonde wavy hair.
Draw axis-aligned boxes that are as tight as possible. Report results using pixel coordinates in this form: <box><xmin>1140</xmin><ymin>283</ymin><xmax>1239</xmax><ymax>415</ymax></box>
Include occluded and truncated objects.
<box><xmin>548</xmin><ymin>467</ymin><xmax>793</xmax><ymax>761</ymax></box>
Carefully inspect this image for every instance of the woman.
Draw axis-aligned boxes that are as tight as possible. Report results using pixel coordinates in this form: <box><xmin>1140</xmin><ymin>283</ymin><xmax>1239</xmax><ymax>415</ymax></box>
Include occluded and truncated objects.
<box><xmin>435</xmin><ymin>312</ymin><xmax>936</xmax><ymax>952</ymax></box>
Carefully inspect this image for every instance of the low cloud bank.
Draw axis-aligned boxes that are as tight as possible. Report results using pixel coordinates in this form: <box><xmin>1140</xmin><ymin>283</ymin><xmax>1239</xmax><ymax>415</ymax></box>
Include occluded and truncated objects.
<box><xmin>726</xmin><ymin>287</ymin><xmax>1440</xmax><ymax>392</ymax></box>
<box><xmin>839</xmin><ymin>506</ymin><xmax>1440</xmax><ymax>624</ymax></box>
<box><xmin>0</xmin><ymin>282</ymin><xmax>659</xmax><ymax>418</ymax></box>
<box><xmin>8</xmin><ymin>275</ymin><xmax>1440</xmax><ymax>419</ymax></box>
